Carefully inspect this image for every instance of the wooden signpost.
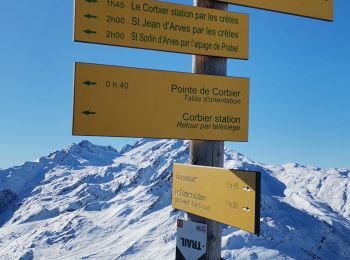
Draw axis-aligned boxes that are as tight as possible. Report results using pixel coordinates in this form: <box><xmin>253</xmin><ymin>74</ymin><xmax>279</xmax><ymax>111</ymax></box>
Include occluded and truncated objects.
<box><xmin>185</xmin><ymin>1</ymin><xmax>229</xmax><ymax>258</ymax></box>
<box><xmin>74</xmin><ymin>0</ymin><xmax>249</xmax><ymax>59</ymax></box>
<box><xmin>172</xmin><ymin>164</ymin><xmax>261</xmax><ymax>235</ymax></box>
<box><xmin>218</xmin><ymin>0</ymin><xmax>334</xmax><ymax>21</ymax></box>
<box><xmin>72</xmin><ymin>0</ymin><xmax>334</xmax><ymax>258</ymax></box>
<box><xmin>73</xmin><ymin>62</ymin><xmax>249</xmax><ymax>141</ymax></box>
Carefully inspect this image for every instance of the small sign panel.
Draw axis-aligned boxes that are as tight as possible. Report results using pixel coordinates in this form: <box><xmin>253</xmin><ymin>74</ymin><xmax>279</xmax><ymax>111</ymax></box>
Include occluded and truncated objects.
<box><xmin>73</xmin><ymin>62</ymin><xmax>249</xmax><ymax>141</ymax></box>
<box><xmin>74</xmin><ymin>0</ymin><xmax>249</xmax><ymax>59</ymax></box>
<box><xmin>219</xmin><ymin>0</ymin><xmax>333</xmax><ymax>21</ymax></box>
<box><xmin>172</xmin><ymin>164</ymin><xmax>260</xmax><ymax>235</ymax></box>
<box><xmin>176</xmin><ymin>219</ymin><xmax>207</xmax><ymax>260</ymax></box>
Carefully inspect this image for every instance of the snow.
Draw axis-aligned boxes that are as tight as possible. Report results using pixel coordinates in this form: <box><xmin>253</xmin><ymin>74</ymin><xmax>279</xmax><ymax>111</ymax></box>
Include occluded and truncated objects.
<box><xmin>0</xmin><ymin>139</ymin><xmax>349</xmax><ymax>259</ymax></box>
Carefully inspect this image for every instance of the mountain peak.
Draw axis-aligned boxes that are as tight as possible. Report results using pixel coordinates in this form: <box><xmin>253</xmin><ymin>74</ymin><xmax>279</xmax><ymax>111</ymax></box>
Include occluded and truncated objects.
<box><xmin>40</xmin><ymin>140</ymin><xmax>119</xmax><ymax>167</ymax></box>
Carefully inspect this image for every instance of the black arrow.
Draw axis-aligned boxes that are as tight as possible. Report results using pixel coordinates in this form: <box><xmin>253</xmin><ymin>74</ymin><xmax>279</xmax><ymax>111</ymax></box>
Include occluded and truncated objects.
<box><xmin>82</xmin><ymin>110</ymin><xmax>96</xmax><ymax>116</ymax></box>
<box><xmin>84</xmin><ymin>14</ymin><xmax>97</xmax><ymax>19</ymax></box>
<box><xmin>84</xmin><ymin>29</ymin><xmax>97</xmax><ymax>35</ymax></box>
<box><xmin>85</xmin><ymin>0</ymin><xmax>97</xmax><ymax>3</ymax></box>
<box><xmin>83</xmin><ymin>81</ymin><xmax>97</xmax><ymax>86</ymax></box>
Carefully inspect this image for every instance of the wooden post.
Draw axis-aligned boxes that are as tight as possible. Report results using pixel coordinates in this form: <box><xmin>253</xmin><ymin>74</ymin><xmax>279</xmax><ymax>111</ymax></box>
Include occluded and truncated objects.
<box><xmin>187</xmin><ymin>1</ymin><xmax>228</xmax><ymax>259</ymax></box>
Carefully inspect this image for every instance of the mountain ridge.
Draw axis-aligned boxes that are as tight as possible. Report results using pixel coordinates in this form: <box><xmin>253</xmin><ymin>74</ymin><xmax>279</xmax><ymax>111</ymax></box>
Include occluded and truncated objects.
<box><xmin>0</xmin><ymin>139</ymin><xmax>349</xmax><ymax>259</ymax></box>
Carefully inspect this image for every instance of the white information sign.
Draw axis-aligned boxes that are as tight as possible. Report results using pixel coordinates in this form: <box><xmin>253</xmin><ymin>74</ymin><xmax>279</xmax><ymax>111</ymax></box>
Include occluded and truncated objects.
<box><xmin>176</xmin><ymin>219</ymin><xmax>207</xmax><ymax>260</ymax></box>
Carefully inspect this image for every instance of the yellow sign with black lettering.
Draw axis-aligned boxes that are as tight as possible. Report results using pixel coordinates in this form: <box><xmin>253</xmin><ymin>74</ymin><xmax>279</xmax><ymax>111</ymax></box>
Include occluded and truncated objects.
<box><xmin>74</xmin><ymin>0</ymin><xmax>249</xmax><ymax>59</ymax></box>
<box><xmin>172</xmin><ymin>164</ymin><xmax>260</xmax><ymax>235</ymax></box>
<box><xmin>220</xmin><ymin>0</ymin><xmax>333</xmax><ymax>21</ymax></box>
<box><xmin>73</xmin><ymin>62</ymin><xmax>249</xmax><ymax>141</ymax></box>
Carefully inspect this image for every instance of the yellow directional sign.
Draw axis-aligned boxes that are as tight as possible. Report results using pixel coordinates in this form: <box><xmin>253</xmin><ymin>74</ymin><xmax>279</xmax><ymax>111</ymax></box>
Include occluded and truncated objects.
<box><xmin>172</xmin><ymin>164</ymin><xmax>260</xmax><ymax>235</ymax></box>
<box><xmin>73</xmin><ymin>62</ymin><xmax>249</xmax><ymax>141</ymax></box>
<box><xmin>220</xmin><ymin>0</ymin><xmax>333</xmax><ymax>21</ymax></box>
<box><xmin>74</xmin><ymin>0</ymin><xmax>249</xmax><ymax>59</ymax></box>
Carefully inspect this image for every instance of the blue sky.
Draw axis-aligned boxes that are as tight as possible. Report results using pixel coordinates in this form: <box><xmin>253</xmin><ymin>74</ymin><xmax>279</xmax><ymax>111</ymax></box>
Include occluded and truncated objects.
<box><xmin>1</xmin><ymin>0</ymin><xmax>349</xmax><ymax>169</ymax></box>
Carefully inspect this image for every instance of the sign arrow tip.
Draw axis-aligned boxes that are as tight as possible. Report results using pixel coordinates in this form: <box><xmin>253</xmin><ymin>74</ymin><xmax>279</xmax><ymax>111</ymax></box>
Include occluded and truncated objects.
<box><xmin>82</xmin><ymin>110</ymin><xmax>96</xmax><ymax>116</ymax></box>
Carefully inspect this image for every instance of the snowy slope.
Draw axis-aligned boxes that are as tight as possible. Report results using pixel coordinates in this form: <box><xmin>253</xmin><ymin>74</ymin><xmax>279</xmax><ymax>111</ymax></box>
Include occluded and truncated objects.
<box><xmin>0</xmin><ymin>139</ymin><xmax>349</xmax><ymax>259</ymax></box>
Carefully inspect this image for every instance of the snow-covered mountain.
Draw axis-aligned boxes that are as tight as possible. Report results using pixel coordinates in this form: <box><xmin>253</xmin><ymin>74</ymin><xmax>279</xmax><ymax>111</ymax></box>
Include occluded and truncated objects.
<box><xmin>0</xmin><ymin>139</ymin><xmax>349</xmax><ymax>259</ymax></box>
